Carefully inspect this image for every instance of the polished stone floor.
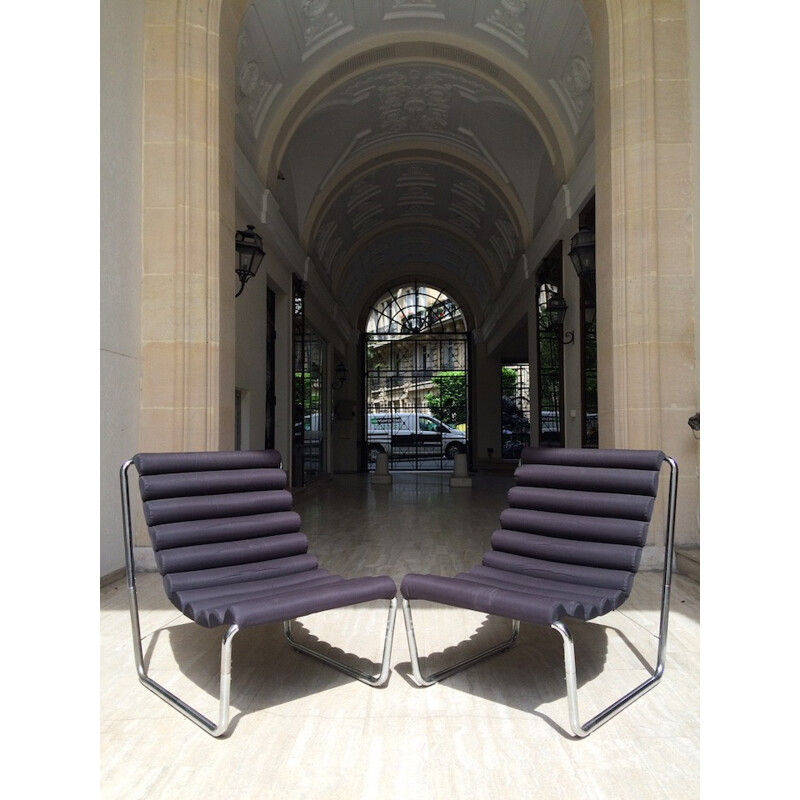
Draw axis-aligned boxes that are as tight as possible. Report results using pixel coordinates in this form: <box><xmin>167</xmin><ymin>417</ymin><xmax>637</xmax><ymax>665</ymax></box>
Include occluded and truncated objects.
<box><xmin>100</xmin><ymin>471</ymin><xmax>700</xmax><ymax>799</ymax></box>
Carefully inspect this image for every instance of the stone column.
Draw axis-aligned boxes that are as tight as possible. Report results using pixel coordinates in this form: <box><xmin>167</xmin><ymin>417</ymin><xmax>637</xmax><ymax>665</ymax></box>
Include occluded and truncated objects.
<box><xmin>140</xmin><ymin>0</ymin><xmax>245</xmax><ymax>455</ymax></box>
<box><xmin>585</xmin><ymin>0</ymin><xmax>699</xmax><ymax>545</ymax></box>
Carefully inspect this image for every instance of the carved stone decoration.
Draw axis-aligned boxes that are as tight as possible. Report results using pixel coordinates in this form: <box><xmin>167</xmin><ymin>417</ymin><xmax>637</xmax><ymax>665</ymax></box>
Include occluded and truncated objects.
<box><xmin>489</xmin><ymin>217</ymin><xmax>517</xmax><ymax>271</ymax></box>
<box><xmin>558</xmin><ymin>55</ymin><xmax>593</xmax><ymax>115</ymax></box>
<box><xmin>395</xmin><ymin>163</ymin><xmax>436</xmax><ymax>215</ymax></box>
<box><xmin>315</xmin><ymin>219</ymin><xmax>337</xmax><ymax>250</ymax></box>
<box><xmin>313</xmin><ymin>220</ymin><xmax>343</xmax><ymax>273</ymax></box>
<box><xmin>554</xmin><ymin>23</ymin><xmax>594</xmax><ymax>124</ymax></box>
<box><xmin>346</xmin><ymin>180</ymin><xmax>382</xmax><ymax>213</ymax></box>
<box><xmin>377</xmin><ymin>69</ymin><xmax>452</xmax><ymax>132</ymax></box>
<box><xmin>396</xmin><ymin>162</ymin><xmax>436</xmax><ymax>187</ymax></box>
<box><xmin>486</xmin><ymin>0</ymin><xmax>529</xmax><ymax>43</ymax></box>
<box><xmin>239</xmin><ymin>61</ymin><xmax>261</xmax><ymax>98</ymax></box>
<box><xmin>346</xmin><ymin>180</ymin><xmax>386</xmax><ymax>234</ymax></box>
<box><xmin>385</xmin><ymin>0</ymin><xmax>441</xmax><ymax>19</ymax></box>
<box><xmin>448</xmin><ymin>178</ymin><xmax>486</xmax><ymax>235</ymax></box>
<box><xmin>235</xmin><ymin>32</ymin><xmax>275</xmax><ymax>132</ymax></box>
<box><xmin>236</xmin><ymin>60</ymin><xmax>269</xmax><ymax>126</ymax></box>
<box><xmin>392</xmin><ymin>0</ymin><xmax>437</xmax><ymax>8</ymax></box>
<box><xmin>234</xmin><ymin>29</ymin><xmax>281</xmax><ymax>137</ymax></box>
<box><xmin>451</xmin><ymin>178</ymin><xmax>486</xmax><ymax>210</ymax></box>
<box><xmin>397</xmin><ymin>186</ymin><xmax>435</xmax><ymax>216</ymax></box>
<box><xmin>300</xmin><ymin>0</ymin><xmax>342</xmax><ymax>47</ymax></box>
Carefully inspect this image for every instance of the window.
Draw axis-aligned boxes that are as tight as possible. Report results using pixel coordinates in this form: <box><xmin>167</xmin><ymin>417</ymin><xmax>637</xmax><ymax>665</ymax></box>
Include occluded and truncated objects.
<box><xmin>536</xmin><ymin>244</ymin><xmax>565</xmax><ymax>447</ymax></box>
<box><xmin>501</xmin><ymin>364</ymin><xmax>531</xmax><ymax>459</ymax></box>
<box><xmin>292</xmin><ymin>277</ymin><xmax>326</xmax><ymax>484</ymax></box>
<box><xmin>578</xmin><ymin>197</ymin><xmax>598</xmax><ymax>447</ymax></box>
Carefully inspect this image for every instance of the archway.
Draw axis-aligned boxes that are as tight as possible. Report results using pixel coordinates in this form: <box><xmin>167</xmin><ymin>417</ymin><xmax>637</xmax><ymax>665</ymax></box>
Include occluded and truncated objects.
<box><xmin>364</xmin><ymin>283</ymin><xmax>470</xmax><ymax>471</ymax></box>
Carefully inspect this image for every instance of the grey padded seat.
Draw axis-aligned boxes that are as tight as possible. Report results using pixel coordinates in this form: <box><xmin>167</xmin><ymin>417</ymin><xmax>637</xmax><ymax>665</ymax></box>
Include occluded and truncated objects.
<box><xmin>121</xmin><ymin>449</ymin><xmax>398</xmax><ymax>737</ymax></box>
<box><xmin>401</xmin><ymin>447</ymin><xmax>678</xmax><ymax>738</ymax></box>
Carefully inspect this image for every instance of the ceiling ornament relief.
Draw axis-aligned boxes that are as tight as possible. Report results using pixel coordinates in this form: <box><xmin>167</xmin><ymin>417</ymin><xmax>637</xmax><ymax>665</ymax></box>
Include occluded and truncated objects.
<box><xmin>238</xmin><ymin>0</ymin><xmax>592</xmax><ymax>319</ymax></box>
<box><xmin>345</xmin><ymin>179</ymin><xmax>385</xmax><ymax>234</ymax></box>
<box><xmin>560</xmin><ymin>55</ymin><xmax>592</xmax><ymax>111</ymax></box>
<box><xmin>489</xmin><ymin>217</ymin><xmax>518</xmax><ymax>272</ymax></box>
<box><xmin>397</xmin><ymin>186</ymin><xmax>435</xmax><ymax>216</ymax></box>
<box><xmin>378</xmin><ymin>69</ymin><xmax>452</xmax><ymax>132</ymax></box>
<box><xmin>551</xmin><ymin>24</ymin><xmax>593</xmax><ymax>134</ymax></box>
<box><xmin>313</xmin><ymin>219</ymin><xmax>343</xmax><ymax>274</ymax></box>
<box><xmin>396</xmin><ymin>164</ymin><xmax>436</xmax><ymax>217</ymax></box>
<box><xmin>235</xmin><ymin>30</ymin><xmax>280</xmax><ymax>137</ymax></box>
<box><xmin>291</xmin><ymin>0</ymin><xmax>355</xmax><ymax>60</ymax></box>
<box><xmin>300</xmin><ymin>0</ymin><xmax>343</xmax><ymax>45</ymax></box>
<box><xmin>477</xmin><ymin>0</ymin><xmax>532</xmax><ymax>57</ymax></box>
<box><xmin>448</xmin><ymin>178</ymin><xmax>486</xmax><ymax>236</ymax></box>
<box><xmin>384</xmin><ymin>0</ymin><xmax>442</xmax><ymax>18</ymax></box>
<box><xmin>329</xmin><ymin>67</ymin><xmax>496</xmax><ymax>164</ymax></box>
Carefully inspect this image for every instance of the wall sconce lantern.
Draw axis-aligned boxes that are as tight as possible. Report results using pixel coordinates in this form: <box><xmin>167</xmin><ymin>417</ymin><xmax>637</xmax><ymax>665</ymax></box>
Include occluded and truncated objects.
<box><xmin>568</xmin><ymin>227</ymin><xmax>596</xmax><ymax>281</ymax></box>
<box><xmin>569</xmin><ymin>227</ymin><xmax>596</xmax><ymax>299</ymax></box>
<box><xmin>235</xmin><ymin>225</ymin><xmax>266</xmax><ymax>297</ymax></box>
<box><xmin>545</xmin><ymin>293</ymin><xmax>575</xmax><ymax>344</ymax></box>
<box><xmin>331</xmin><ymin>361</ymin><xmax>348</xmax><ymax>390</ymax></box>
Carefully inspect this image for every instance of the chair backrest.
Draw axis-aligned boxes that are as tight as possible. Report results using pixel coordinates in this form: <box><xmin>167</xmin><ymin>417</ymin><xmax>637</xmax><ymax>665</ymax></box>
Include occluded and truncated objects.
<box><xmin>484</xmin><ymin>447</ymin><xmax>667</xmax><ymax>602</ymax></box>
<box><xmin>133</xmin><ymin>450</ymin><xmax>317</xmax><ymax>613</ymax></box>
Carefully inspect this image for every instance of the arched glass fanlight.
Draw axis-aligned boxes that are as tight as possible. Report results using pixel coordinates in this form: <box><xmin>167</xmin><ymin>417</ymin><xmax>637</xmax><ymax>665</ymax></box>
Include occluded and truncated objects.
<box><xmin>366</xmin><ymin>283</ymin><xmax>465</xmax><ymax>335</ymax></box>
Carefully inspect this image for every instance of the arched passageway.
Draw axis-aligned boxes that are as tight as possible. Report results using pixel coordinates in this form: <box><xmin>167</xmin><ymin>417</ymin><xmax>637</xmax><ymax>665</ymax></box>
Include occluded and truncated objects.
<box><xmin>100</xmin><ymin>0</ymin><xmax>698</xmax><ymax>577</ymax></box>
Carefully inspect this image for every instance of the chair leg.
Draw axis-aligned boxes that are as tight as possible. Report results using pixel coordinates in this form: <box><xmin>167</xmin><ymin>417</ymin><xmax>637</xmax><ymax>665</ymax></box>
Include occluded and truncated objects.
<box><xmin>552</xmin><ymin>455</ymin><xmax>679</xmax><ymax>737</ymax></box>
<box><xmin>120</xmin><ymin>458</ymin><xmax>239</xmax><ymax>737</ymax></box>
<box><xmin>402</xmin><ymin>597</ymin><xmax>520</xmax><ymax>686</ymax></box>
<box><xmin>551</xmin><ymin>619</ymin><xmax>665</xmax><ymax>738</ymax></box>
<box><xmin>131</xmin><ymin>619</ymin><xmax>240</xmax><ymax>737</ymax></box>
<box><xmin>283</xmin><ymin>596</ymin><xmax>398</xmax><ymax>686</ymax></box>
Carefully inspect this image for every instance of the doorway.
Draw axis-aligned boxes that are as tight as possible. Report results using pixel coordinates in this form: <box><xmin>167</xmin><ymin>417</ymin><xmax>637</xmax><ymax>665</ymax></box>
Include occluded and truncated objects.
<box><xmin>364</xmin><ymin>283</ymin><xmax>470</xmax><ymax>471</ymax></box>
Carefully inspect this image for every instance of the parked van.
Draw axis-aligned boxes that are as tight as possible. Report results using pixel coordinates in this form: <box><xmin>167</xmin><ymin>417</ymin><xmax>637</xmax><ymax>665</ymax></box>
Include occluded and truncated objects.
<box><xmin>366</xmin><ymin>411</ymin><xmax>467</xmax><ymax>462</ymax></box>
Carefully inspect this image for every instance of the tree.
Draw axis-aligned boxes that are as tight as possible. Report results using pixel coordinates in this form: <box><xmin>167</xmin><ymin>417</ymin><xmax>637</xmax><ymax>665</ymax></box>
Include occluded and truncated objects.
<box><xmin>425</xmin><ymin>371</ymin><xmax>467</xmax><ymax>427</ymax></box>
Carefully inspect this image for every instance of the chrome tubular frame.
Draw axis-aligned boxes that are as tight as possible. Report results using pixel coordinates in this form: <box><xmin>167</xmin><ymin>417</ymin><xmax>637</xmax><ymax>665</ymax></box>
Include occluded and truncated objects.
<box><xmin>120</xmin><ymin>459</ymin><xmax>237</xmax><ymax>737</ymax></box>
<box><xmin>400</xmin><ymin>456</ymin><xmax>679</xmax><ymax>738</ymax></box>
<box><xmin>283</xmin><ymin>596</ymin><xmax>398</xmax><ymax>687</ymax></box>
<box><xmin>120</xmin><ymin>459</ymin><xmax>399</xmax><ymax>737</ymax></box>
<box><xmin>552</xmin><ymin>455</ymin><xmax>679</xmax><ymax>737</ymax></box>
<box><xmin>402</xmin><ymin>598</ymin><xmax>521</xmax><ymax>686</ymax></box>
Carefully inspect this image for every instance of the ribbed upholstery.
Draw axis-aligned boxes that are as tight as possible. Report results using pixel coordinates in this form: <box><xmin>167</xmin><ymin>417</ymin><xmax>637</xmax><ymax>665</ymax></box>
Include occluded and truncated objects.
<box><xmin>401</xmin><ymin>447</ymin><xmax>667</xmax><ymax>626</ymax></box>
<box><xmin>134</xmin><ymin>450</ymin><xmax>397</xmax><ymax>629</ymax></box>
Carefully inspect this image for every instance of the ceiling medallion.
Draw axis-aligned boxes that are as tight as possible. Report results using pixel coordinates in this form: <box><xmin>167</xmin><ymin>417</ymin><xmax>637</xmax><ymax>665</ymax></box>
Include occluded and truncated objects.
<box><xmin>569</xmin><ymin>55</ymin><xmax>593</xmax><ymax>94</ymax></box>
<box><xmin>239</xmin><ymin>61</ymin><xmax>262</xmax><ymax>98</ymax></box>
<box><xmin>558</xmin><ymin>55</ymin><xmax>593</xmax><ymax>117</ymax></box>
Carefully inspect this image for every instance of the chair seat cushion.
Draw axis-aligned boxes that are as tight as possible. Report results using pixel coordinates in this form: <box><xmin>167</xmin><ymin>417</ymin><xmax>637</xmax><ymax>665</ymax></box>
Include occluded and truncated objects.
<box><xmin>401</xmin><ymin>562</ymin><xmax>630</xmax><ymax>626</ymax></box>
<box><xmin>162</xmin><ymin>553</ymin><xmax>396</xmax><ymax>628</ymax></box>
<box><xmin>213</xmin><ymin>574</ymin><xmax>397</xmax><ymax>628</ymax></box>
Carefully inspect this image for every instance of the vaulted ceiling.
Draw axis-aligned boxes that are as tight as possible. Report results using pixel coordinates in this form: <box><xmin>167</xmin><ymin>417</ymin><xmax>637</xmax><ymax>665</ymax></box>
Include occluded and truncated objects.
<box><xmin>235</xmin><ymin>0</ymin><xmax>593</xmax><ymax>328</ymax></box>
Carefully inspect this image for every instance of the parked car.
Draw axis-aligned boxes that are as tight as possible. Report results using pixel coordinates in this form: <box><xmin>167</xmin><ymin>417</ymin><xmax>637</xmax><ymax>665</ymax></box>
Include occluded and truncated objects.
<box><xmin>366</xmin><ymin>411</ymin><xmax>467</xmax><ymax>462</ymax></box>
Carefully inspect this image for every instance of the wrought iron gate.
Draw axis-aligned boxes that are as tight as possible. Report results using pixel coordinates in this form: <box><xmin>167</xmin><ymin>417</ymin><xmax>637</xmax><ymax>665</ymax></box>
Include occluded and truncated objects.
<box><xmin>364</xmin><ymin>284</ymin><xmax>470</xmax><ymax>471</ymax></box>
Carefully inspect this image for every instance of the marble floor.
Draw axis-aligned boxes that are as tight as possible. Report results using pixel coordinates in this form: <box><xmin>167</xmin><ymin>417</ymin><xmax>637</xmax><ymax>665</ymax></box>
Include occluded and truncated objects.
<box><xmin>100</xmin><ymin>471</ymin><xmax>700</xmax><ymax>799</ymax></box>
